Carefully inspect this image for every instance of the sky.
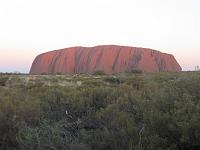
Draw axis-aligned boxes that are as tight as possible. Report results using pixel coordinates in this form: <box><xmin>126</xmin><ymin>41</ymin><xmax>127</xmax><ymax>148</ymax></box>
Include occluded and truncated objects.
<box><xmin>0</xmin><ymin>0</ymin><xmax>199</xmax><ymax>73</ymax></box>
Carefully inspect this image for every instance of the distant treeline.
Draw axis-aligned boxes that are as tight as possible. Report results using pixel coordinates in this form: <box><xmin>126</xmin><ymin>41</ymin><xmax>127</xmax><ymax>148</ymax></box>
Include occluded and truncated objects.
<box><xmin>0</xmin><ymin>72</ymin><xmax>27</xmax><ymax>75</ymax></box>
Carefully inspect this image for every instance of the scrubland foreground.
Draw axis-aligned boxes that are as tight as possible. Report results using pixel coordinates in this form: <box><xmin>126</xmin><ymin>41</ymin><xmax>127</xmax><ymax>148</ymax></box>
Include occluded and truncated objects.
<box><xmin>0</xmin><ymin>72</ymin><xmax>199</xmax><ymax>150</ymax></box>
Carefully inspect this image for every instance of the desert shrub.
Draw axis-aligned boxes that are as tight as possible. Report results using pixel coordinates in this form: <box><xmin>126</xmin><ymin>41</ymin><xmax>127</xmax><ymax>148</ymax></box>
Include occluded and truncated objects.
<box><xmin>104</xmin><ymin>76</ymin><xmax>124</xmax><ymax>84</ymax></box>
<box><xmin>0</xmin><ymin>90</ymin><xmax>42</xmax><ymax>149</ymax></box>
<box><xmin>126</xmin><ymin>76</ymin><xmax>145</xmax><ymax>90</ymax></box>
<box><xmin>125</xmin><ymin>69</ymin><xmax>143</xmax><ymax>74</ymax></box>
<box><xmin>41</xmin><ymin>72</ymin><xmax>47</xmax><ymax>75</ymax></box>
<box><xmin>0</xmin><ymin>75</ymin><xmax>9</xmax><ymax>86</ymax></box>
<box><xmin>0</xmin><ymin>98</ymin><xmax>19</xmax><ymax>149</ymax></box>
<box><xmin>82</xmin><ymin>80</ymin><xmax>104</xmax><ymax>87</ymax></box>
<box><xmin>17</xmin><ymin>119</ymin><xmax>78</xmax><ymax>150</ymax></box>
<box><xmin>93</xmin><ymin>70</ymin><xmax>106</xmax><ymax>75</ymax></box>
<box><xmin>0</xmin><ymin>72</ymin><xmax>200</xmax><ymax>150</ymax></box>
<box><xmin>56</xmin><ymin>72</ymin><xmax>63</xmax><ymax>75</ymax></box>
<box><xmin>153</xmin><ymin>72</ymin><xmax>180</xmax><ymax>84</ymax></box>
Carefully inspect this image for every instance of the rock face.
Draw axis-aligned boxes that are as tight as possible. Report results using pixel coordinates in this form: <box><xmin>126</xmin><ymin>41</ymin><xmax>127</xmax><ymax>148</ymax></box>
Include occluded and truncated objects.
<box><xmin>30</xmin><ymin>45</ymin><xmax>182</xmax><ymax>74</ymax></box>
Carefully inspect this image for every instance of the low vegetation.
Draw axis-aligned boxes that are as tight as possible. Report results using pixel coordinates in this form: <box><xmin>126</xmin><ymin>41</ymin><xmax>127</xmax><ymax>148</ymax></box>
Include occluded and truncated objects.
<box><xmin>93</xmin><ymin>70</ymin><xmax>106</xmax><ymax>75</ymax></box>
<box><xmin>0</xmin><ymin>72</ymin><xmax>199</xmax><ymax>150</ymax></box>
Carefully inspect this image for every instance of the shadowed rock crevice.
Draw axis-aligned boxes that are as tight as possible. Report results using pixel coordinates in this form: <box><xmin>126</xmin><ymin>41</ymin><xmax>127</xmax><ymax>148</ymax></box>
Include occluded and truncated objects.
<box><xmin>131</xmin><ymin>49</ymin><xmax>142</xmax><ymax>69</ymax></box>
<box><xmin>94</xmin><ymin>47</ymin><xmax>104</xmax><ymax>70</ymax></box>
<box><xmin>30</xmin><ymin>45</ymin><xmax>182</xmax><ymax>74</ymax></box>
<box><xmin>112</xmin><ymin>48</ymin><xmax>121</xmax><ymax>72</ymax></box>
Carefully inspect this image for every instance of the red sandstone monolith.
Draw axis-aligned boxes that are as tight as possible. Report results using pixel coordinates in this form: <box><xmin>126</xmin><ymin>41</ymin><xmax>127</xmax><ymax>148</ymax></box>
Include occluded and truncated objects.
<box><xmin>30</xmin><ymin>45</ymin><xmax>181</xmax><ymax>74</ymax></box>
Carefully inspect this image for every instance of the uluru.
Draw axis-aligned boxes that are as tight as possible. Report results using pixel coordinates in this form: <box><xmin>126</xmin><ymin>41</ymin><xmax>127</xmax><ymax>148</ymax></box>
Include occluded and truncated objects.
<box><xmin>30</xmin><ymin>45</ymin><xmax>182</xmax><ymax>74</ymax></box>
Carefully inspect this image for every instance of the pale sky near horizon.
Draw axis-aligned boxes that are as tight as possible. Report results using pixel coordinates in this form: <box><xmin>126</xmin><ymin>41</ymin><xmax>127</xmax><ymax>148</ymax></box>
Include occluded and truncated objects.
<box><xmin>0</xmin><ymin>0</ymin><xmax>199</xmax><ymax>73</ymax></box>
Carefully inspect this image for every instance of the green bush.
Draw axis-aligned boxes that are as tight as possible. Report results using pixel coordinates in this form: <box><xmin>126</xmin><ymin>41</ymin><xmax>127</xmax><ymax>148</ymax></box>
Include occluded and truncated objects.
<box><xmin>0</xmin><ymin>72</ymin><xmax>200</xmax><ymax>150</ymax></box>
<box><xmin>125</xmin><ymin>69</ymin><xmax>143</xmax><ymax>74</ymax></box>
<box><xmin>0</xmin><ymin>75</ymin><xmax>9</xmax><ymax>86</ymax></box>
<box><xmin>104</xmin><ymin>76</ymin><xmax>122</xmax><ymax>84</ymax></box>
<box><xmin>93</xmin><ymin>70</ymin><xmax>106</xmax><ymax>75</ymax></box>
